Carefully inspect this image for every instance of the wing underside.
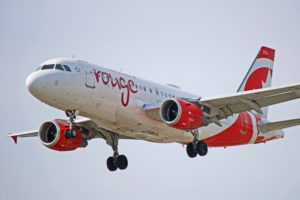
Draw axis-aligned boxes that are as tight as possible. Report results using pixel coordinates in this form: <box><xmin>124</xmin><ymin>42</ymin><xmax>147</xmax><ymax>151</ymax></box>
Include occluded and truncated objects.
<box><xmin>7</xmin><ymin>118</ymin><xmax>135</xmax><ymax>144</ymax></box>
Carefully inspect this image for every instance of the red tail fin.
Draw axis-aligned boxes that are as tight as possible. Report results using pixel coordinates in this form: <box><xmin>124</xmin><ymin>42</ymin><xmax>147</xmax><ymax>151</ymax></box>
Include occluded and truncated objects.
<box><xmin>237</xmin><ymin>46</ymin><xmax>275</xmax><ymax>119</ymax></box>
<box><xmin>238</xmin><ymin>46</ymin><xmax>275</xmax><ymax>92</ymax></box>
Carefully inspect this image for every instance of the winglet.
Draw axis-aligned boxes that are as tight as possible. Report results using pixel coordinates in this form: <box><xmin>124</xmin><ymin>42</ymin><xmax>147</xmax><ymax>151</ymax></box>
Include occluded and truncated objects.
<box><xmin>11</xmin><ymin>135</ymin><xmax>17</xmax><ymax>144</ymax></box>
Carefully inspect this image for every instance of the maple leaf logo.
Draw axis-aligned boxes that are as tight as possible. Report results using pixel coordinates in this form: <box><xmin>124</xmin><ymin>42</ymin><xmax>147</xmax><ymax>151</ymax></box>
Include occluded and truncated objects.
<box><xmin>244</xmin><ymin>67</ymin><xmax>273</xmax><ymax>91</ymax></box>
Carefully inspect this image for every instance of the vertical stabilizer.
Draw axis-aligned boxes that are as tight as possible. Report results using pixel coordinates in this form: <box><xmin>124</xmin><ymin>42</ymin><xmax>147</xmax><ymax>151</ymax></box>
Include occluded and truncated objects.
<box><xmin>237</xmin><ymin>46</ymin><xmax>275</xmax><ymax>119</ymax></box>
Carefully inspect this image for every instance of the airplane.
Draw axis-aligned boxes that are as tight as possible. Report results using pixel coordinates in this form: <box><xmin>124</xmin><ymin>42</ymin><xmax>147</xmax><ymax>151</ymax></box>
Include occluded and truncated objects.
<box><xmin>8</xmin><ymin>46</ymin><xmax>300</xmax><ymax>171</ymax></box>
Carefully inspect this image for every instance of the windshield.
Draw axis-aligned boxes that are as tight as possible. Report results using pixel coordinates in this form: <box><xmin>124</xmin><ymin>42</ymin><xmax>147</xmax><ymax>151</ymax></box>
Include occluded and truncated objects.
<box><xmin>39</xmin><ymin>64</ymin><xmax>72</xmax><ymax>72</ymax></box>
<box><xmin>41</xmin><ymin>64</ymin><xmax>55</xmax><ymax>70</ymax></box>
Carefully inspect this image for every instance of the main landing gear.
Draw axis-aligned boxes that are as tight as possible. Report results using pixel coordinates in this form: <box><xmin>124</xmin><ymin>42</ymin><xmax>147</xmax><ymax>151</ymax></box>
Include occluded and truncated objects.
<box><xmin>186</xmin><ymin>129</ymin><xmax>208</xmax><ymax>158</ymax></box>
<box><xmin>105</xmin><ymin>132</ymin><xmax>128</xmax><ymax>171</ymax></box>
<box><xmin>64</xmin><ymin>109</ymin><xmax>79</xmax><ymax>139</ymax></box>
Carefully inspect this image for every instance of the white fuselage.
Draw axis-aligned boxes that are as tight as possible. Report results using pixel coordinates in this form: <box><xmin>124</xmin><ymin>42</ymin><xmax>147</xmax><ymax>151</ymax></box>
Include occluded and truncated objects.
<box><xmin>26</xmin><ymin>58</ymin><xmax>283</xmax><ymax>145</ymax></box>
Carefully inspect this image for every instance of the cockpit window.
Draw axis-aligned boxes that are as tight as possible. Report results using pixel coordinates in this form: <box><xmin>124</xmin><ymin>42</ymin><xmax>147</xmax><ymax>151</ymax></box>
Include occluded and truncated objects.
<box><xmin>63</xmin><ymin>65</ymin><xmax>71</xmax><ymax>72</ymax></box>
<box><xmin>41</xmin><ymin>64</ymin><xmax>55</xmax><ymax>70</ymax></box>
<box><xmin>55</xmin><ymin>64</ymin><xmax>64</xmax><ymax>71</ymax></box>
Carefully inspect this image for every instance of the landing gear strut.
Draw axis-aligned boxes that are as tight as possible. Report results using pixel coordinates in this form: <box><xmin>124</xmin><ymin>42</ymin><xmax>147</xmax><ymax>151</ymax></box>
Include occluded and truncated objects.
<box><xmin>186</xmin><ymin>129</ymin><xmax>208</xmax><ymax>158</ymax></box>
<box><xmin>105</xmin><ymin>132</ymin><xmax>128</xmax><ymax>171</ymax></box>
<box><xmin>64</xmin><ymin>109</ymin><xmax>79</xmax><ymax>139</ymax></box>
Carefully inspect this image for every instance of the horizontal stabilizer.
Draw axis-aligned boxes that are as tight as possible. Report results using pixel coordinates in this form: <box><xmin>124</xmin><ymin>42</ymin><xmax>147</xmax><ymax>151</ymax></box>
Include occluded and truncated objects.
<box><xmin>259</xmin><ymin>118</ymin><xmax>300</xmax><ymax>133</ymax></box>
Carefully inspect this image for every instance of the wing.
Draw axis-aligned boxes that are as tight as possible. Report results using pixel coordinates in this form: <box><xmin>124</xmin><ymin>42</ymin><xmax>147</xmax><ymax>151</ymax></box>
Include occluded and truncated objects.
<box><xmin>197</xmin><ymin>82</ymin><xmax>300</xmax><ymax>123</ymax></box>
<box><xmin>73</xmin><ymin>117</ymin><xmax>135</xmax><ymax>140</ymax></box>
<box><xmin>8</xmin><ymin>117</ymin><xmax>135</xmax><ymax>144</ymax></box>
<box><xmin>143</xmin><ymin>83</ymin><xmax>300</xmax><ymax>126</ymax></box>
<box><xmin>258</xmin><ymin>118</ymin><xmax>300</xmax><ymax>133</ymax></box>
<box><xmin>7</xmin><ymin>130</ymin><xmax>38</xmax><ymax>143</ymax></box>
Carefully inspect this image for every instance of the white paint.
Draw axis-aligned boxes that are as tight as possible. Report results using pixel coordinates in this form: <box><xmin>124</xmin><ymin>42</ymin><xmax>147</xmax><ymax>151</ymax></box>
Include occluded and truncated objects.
<box><xmin>25</xmin><ymin>57</ymin><xmax>285</xmax><ymax>145</ymax></box>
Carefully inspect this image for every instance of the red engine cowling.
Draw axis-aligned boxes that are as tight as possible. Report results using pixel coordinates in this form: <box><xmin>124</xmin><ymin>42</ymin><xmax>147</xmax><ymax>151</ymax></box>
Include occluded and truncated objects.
<box><xmin>160</xmin><ymin>98</ymin><xmax>204</xmax><ymax>130</ymax></box>
<box><xmin>38</xmin><ymin>120</ymin><xmax>83</xmax><ymax>151</ymax></box>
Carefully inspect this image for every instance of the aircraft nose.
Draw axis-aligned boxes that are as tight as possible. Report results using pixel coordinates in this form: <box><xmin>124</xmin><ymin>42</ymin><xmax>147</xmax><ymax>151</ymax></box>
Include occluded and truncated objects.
<box><xmin>26</xmin><ymin>72</ymin><xmax>46</xmax><ymax>96</ymax></box>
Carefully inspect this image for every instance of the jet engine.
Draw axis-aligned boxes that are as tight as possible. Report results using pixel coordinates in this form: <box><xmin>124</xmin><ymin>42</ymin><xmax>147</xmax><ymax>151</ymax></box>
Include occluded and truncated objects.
<box><xmin>160</xmin><ymin>98</ymin><xmax>204</xmax><ymax>130</ymax></box>
<box><xmin>39</xmin><ymin>120</ymin><xmax>86</xmax><ymax>151</ymax></box>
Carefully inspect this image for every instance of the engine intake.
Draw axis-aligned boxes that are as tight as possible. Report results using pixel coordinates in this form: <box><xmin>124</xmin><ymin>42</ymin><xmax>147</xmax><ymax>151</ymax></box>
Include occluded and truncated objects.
<box><xmin>160</xmin><ymin>98</ymin><xmax>204</xmax><ymax>130</ymax></box>
<box><xmin>39</xmin><ymin>120</ymin><xmax>84</xmax><ymax>151</ymax></box>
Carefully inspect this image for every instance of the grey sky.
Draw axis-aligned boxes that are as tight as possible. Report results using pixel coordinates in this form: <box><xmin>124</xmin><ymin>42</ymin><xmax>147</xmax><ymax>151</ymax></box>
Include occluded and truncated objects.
<box><xmin>1</xmin><ymin>0</ymin><xmax>300</xmax><ymax>199</ymax></box>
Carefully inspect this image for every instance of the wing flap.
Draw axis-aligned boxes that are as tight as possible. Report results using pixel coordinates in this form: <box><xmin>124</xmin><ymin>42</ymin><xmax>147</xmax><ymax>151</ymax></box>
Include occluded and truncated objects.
<box><xmin>200</xmin><ymin>83</ymin><xmax>300</xmax><ymax>119</ymax></box>
<box><xmin>255</xmin><ymin>91</ymin><xmax>298</xmax><ymax>107</ymax></box>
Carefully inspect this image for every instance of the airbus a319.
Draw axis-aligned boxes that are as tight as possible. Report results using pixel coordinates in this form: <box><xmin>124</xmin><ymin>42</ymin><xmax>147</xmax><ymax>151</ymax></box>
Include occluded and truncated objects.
<box><xmin>9</xmin><ymin>46</ymin><xmax>300</xmax><ymax>171</ymax></box>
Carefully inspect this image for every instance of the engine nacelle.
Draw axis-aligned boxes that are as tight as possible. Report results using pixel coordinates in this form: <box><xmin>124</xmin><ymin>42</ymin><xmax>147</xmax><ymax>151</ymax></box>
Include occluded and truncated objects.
<box><xmin>160</xmin><ymin>98</ymin><xmax>204</xmax><ymax>130</ymax></box>
<box><xmin>39</xmin><ymin>120</ymin><xmax>84</xmax><ymax>151</ymax></box>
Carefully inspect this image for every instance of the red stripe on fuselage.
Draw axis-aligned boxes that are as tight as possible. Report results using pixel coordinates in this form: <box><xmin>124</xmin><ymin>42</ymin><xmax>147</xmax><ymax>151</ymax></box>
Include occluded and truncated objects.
<box><xmin>204</xmin><ymin>112</ymin><xmax>255</xmax><ymax>147</ymax></box>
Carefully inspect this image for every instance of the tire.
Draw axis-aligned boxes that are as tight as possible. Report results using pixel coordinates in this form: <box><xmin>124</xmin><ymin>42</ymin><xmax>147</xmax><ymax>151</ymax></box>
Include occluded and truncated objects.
<box><xmin>107</xmin><ymin>157</ymin><xmax>117</xmax><ymax>171</ymax></box>
<box><xmin>116</xmin><ymin>155</ymin><xmax>128</xmax><ymax>170</ymax></box>
<box><xmin>197</xmin><ymin>141</ymin><xmax>208</xmax><ymax>156</ymax></box>
<box><xmin>186</xmin><ymin>143</ymin><xmax>197</xmax><ymax>158</ymax></box>
<box><xmin>70</xmin><ymin>128</ymin><xmax>77</xmax><ymax>138</ymax></box>
<box><xmin>64</xmin><ymin>129</ymin><xmax>71</xmax><ymax>139</ymax></box>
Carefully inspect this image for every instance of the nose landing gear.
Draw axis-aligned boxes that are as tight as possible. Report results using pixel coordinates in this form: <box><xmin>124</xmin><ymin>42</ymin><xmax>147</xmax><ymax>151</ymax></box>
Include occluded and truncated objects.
<box><xmin>64</xmin><ymin>109</ymin><xmax>79</xmax><ymax>139</ymax></box>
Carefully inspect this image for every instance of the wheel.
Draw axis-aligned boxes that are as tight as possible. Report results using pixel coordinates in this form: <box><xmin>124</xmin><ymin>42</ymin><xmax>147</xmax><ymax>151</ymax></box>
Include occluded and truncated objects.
<box><xmin>70</xmin><ymin>128</ymin><xmax>77</xmax><ymax>138</ymax></box>
<box><xmin>64</xmin><ymin>129</ymin><xmax>71</xmax><ymax>139</ymax></box>
<box><xmin>116</xmin><ymin>155</ymin><xmax>128</xmax><ymax>170</ymax></box>
<box><xmin>186</xmin><ymin>143</ymin><xmax>197</xmax><ymax>158</ymax></box>
<box><xmin>197</xmin><ymin>141</ymin><xmax>208</xmax><ymax>156</ymax></box>
<box><xmin>107</xmin><ymin>156</ymin><xmax>117</xmax><ymax>171</ymax></box>
<box><xmin>65</xmin><ymin>110</ymin><xmax>72</xmax><ymax>117</ymax></box>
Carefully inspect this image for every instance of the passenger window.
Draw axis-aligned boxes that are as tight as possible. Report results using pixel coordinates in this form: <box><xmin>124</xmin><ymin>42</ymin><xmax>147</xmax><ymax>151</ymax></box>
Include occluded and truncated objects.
<box><xmin>164</xmin><ymin>93</ymin><xmax>167</xmax><ymax>98</ymax></box>
<box><xmin>55</xmin><ymin>64</ymin><xmax>64</xmax><ymax>71</ymax></box>
<box><xmin>156</xmin><ymin>90</ymin><xmax>159</xmax><ymax>96</ymax></box>
<box><xmin>135</xmin><ymin>84</ymin><xmax>138</xmax><ymax>89</ymax></box>
<box><xmin>161</xmin><ymin>91</ymin><xmax>163</xmax><ymax>96</ymax></box>
<box><xmin>150</xmin><ymin>88</ymin><xmax>152</xmax><ymax>93</ymax></box>
<box><xmin>143</xmin><ymin>87</ymin><xmax>146</xmax><ymax>92</ymax></box>
<box><xmin>139</xmin><ymin>85</ymin><xmax>142</xmax><ymax>90</ymax></box>
<box><xmin>63</xmin><ymin>65</ymin><xmax>72</xmax><ymax>72</ymax></box>
<box><xmin>41</xmin><ymin>64</ymin><xmax>55</xmax><ymax>70</ymax></box>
